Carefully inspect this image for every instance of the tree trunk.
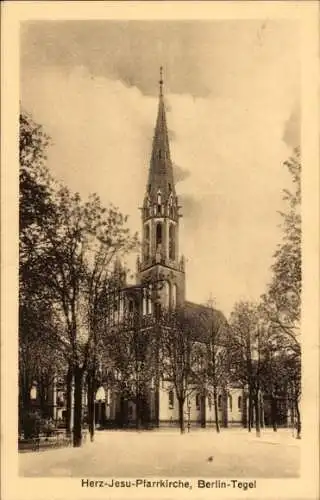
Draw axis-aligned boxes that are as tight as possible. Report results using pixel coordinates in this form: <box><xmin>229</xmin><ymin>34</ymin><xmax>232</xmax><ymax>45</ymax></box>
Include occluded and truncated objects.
<box><xmin>242</xmin><ymin>395</ymin><xmax>248</xmax><ymax>428</ymax></box>
<box><xmin>136</xmin><ymin>394</ymin><xmax>141</xmax><ymax>430</ymax></box>
<box><xmin>213</xmin><ymin>387</ymin><xmax>220</xmax><ymax>433</ymax></box>
<box><xmin>260</xmin><ymin>394</ymin><xmax>265</xmax><ymax>429</ymax></box>
<box><xmin>178</xmin><ymin>399</ymin><xmax>185</xmax><ymax>434</ymax></box>
<box><xmin>290</xmin><ymin>396</ymin><xmax>295</xmax><ymax>435</ymax></box>
<box><xmin>248</xmin><ymin>393</ymin><xmax>253</xmax><ymax>432</ymax></box>
<box><xmin>222</xmin><ymin>389</ymin><xmax>228</xmax><ymax>428</ymax></box>
<box><xmin>21</xmin><ymin>381</ymin><xmax>32</xmax><ymax>438</ymax></box>
<box><xmin>38</xmin><ymin>380</ymin><xmax>49</xmax><ymax>418</ymax></box>
<box><xmin>73</xmin><ymin>365</ymin><xmax>83</xmax><ymax>447</ymax></box>
<box><xmin>200</xmin><ymin>391</ymin><xmax>206</xmax><ymax>428</ymax></box>
<box><xmin>87</xmin><ymin>370</ymin><xmax>95</xmax><ymax>442</ymax></box>
<box><xmin>271</xmin><ymin>395</ymin><xmax>278</xmax><ymax>432</ymax></box>
<box><xmin>254</xmin><ymin>394</ymin><xmax>261</xmax><ymax>437</ymax></box>
<box><xmin>154</xmin><ymin>387</ymin><xmax>160</xmax><ymax>428</ymax></box>
<box><xmin>65</xmin><ymin>365</ymin><xmax>73</xmax><ymax>434</ymax></box>
<box><xmin>295</xmin><ymin>398</ymin><xmax>301</xmax><ymax>439</ymax></box>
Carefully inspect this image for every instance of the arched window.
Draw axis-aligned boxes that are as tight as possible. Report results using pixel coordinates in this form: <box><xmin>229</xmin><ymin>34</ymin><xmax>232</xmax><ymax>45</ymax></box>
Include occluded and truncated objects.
<box><xmin>142</xmin><ymin>291</ymin><xmax>147</xmax><ymax>316</ymax></box>
<box><xmin>128</xmin><ymin>299</ymin><xmax>134</xmax><ymax>313</ymax></box>
<box><xmin>162</xmin><ymin>281</ymin><xmax>170</xmax><ymax>309</ymax></box>
<box><xmin>218</xmin><ymin>395</ymin><xmax>222</xmax><ymax>409</ymax></box>
<box><xmin>96</xmin><ymin>386</ymin><xmax>106</xmax><ymax>402</ymax></box>
<box><xmin>144</xmin><ymin>224</ymin><xmax>150</xmax><ymax>261</ymax></box>
<box><xmin>169</xmin><ymin>194</ymin><xmax>174</xmax><ymax>217</ymax></box>
<box><xmin>169</xmin><ymin>390</ymin><xmax>174</xmax><ymax>409</ymax></box>
<box><xmin>196</xmin><ymin>393</ymin><xmax>201</xmax><ymax>410</ymax></box>
<box><xmin>147</xmin><ymin>285</ymin><xmax>152</xmax><ymax>315</ymax></box>
<box><xmin>157</xmin><ymin>191</ymin><xmax>162</xmax><ymax>215</ymax></box>
<box><xmin>169</xmin><ymin>224</ymin><xmax>175</xmax><ymax>260</ymax></box>
<box><xmin>156</xmin><ymin>223</ymin><xmax>162</xmax><ymax>246</ymax></box>
<box><xmin>155</xmin><ymin>302</ymin><xmax>161</xmax><ymax>319</ymax></box>
<box><xmin>229</xmin><ymin>394</ymin><xmax>233</xmax><ymax>411</ymax></box>
<box><xmin>238</xmin><ymin>396</ymin><xmax>242</xmax><ymax>410</ymax></box>
<box><xmin>172</xmin><ymin>283</ymin><xmax>177</xmax><ymax>309</ymax></box>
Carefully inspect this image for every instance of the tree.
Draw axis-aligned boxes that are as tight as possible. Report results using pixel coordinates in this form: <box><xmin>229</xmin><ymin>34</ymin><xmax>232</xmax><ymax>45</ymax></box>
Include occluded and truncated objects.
<box><xmin>198</xmin><ymin>302</ymin><xmax>231</xmax><ymax>433</ymax></box>
<box><xmin>262</xmin><ymin>148</ymin><xmax>301</xmax><ymax>437</ymax></box>
<box><xmin>229</xmin><ymin>302</ymin><xmax>268</xmax><ymax>437</ymax></box>
<box><xmin>19</xmin><ymin>110</ymin><xmax>63</xmax><ymax>434</ymax></box>
<box><xmin>160</xmin><ymin>307</ymin><xmax>196</xmax><ymax>434</ymax></box>
<box><xmin>40</xmin><ymin>187</ymin><xmax>138</xmax><ymax>446</ymax></box>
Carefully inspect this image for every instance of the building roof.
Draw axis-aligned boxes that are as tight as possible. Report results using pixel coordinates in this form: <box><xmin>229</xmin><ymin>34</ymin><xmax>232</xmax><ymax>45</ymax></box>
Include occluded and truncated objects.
<box><xmin>183</xmin><ymin>301</ymin><xmax>230</xmax><ymax>344</ymax></box>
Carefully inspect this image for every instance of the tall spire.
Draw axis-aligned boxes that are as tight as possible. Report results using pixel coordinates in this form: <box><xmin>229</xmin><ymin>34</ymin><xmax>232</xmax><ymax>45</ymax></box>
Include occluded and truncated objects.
<box><xmin>147</xmin><ymin>67</ymin><xmax>175</xmax><ymax>199</ymax></box>
<box><xmin>159</xmin><ymin>65</ymin><xmax>164</xmax><ymax>96</ymax></box>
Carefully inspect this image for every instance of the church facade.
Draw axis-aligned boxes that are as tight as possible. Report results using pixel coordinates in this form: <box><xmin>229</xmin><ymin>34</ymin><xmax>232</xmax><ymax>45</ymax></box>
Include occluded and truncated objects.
<box><xmin>88</xmin><ymin>71</ymin><xmax>245</xmax><ymax>429</ymax></box>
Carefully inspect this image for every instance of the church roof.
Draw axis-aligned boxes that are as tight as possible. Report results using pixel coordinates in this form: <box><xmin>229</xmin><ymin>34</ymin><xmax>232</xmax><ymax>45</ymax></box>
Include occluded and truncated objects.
<box><xmin>183</xmin><ymin>301</ymin><xmax>230</xmax><ymax>344</ymax></box>
<box><xmin>147</xmin><ymin>67</ymin><xmax>175</xmax><ymax>200</ymax></box>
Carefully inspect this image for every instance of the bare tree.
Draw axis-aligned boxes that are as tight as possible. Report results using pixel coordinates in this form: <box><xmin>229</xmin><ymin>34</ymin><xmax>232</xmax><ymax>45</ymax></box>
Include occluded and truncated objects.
<box><xmin>229</xmin><ymin>302</ymin><xmax>269</xmax><ymax>437</ymax></box>
<box><xmin>160</xmin><ymin>307</ymin><xmax>196</xmax><ymax>434</ymax></box>
<box><xmin>196</xmin><ymin>301</ymin><xmax>230</xmax><ymax>433</ymax></box>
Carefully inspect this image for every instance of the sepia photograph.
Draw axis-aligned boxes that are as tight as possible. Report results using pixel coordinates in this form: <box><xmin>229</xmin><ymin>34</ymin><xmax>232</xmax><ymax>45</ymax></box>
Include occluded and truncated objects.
<box><xmin>18</xmin><ymin>17</ymin><xmax>302</xmax><ymax>478</ymax></box>
<box><xmin>1</xmin><ymin>2</ymin><xmax>319</xmax><ymax>499</ymax></box>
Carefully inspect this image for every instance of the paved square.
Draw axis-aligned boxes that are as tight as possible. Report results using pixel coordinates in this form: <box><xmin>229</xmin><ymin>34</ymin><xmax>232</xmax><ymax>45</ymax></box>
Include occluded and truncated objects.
<box><xmin>19</xmin><ymin>428</ymin><xmax>300</xmax><ymax>478</ymax></box>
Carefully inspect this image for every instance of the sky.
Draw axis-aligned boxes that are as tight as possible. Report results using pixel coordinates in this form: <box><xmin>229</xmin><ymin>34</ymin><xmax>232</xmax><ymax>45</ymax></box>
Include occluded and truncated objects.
<box><xmin>20</xmin><ymin>20</ymin><xmax>300</xmax><ymax>316</ymax></box>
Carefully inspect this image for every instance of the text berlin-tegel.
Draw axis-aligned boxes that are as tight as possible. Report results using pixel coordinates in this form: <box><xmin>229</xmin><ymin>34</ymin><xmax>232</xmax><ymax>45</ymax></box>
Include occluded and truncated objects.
<box><xmin>198</xmin><ymin>480</ymin><xmax>257</xmax><ymax>490</ymax></box>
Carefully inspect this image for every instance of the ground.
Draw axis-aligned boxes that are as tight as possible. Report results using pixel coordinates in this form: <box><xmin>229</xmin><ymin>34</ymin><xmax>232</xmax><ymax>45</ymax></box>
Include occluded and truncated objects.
<box><xmin>19</xmin><ymin>428</ymin><xmax>300</xmax><ymax>478</ymax></box>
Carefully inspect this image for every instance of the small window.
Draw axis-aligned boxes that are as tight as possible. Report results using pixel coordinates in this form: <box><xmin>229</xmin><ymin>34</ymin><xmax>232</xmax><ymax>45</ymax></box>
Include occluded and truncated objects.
<box><xmin>155</xmin><ymin>302</ymin><xmax>161</xmax><ymax>319</ymax></box>
<box><xmin>208</xmin><ymin>394</ymin><xmax>212</xmax><ymax>411</ymax></box>
<box><xmin>218</xmin><ymin>395</ymin><xmax>222</xmax><ymax>409</ymax></box>
<box><xmin>169</xmin><ymin>390</ymin><xmax>174</xmax><ymax>409</ymax></box>
<box><xmin>157</xmin><ymin>191</ymin><xmax>162</xmax><ymax>215</ymax></box>
<box><xmin>156</xmin><ymin>223</ymin><xmax>162</xmax><ymax>245</ymax></box>
<box><xmin>169</xmin><ymin>224</ymin><xmax>175</xmax><ymax>260</ymax></box>
<box><xmin>196</xmin><ymin>393</ymin><xmax>200</xmax><ymax>410</ymax></box>
<box><xmin>238</xmin><ymin>396</ymin><xmax>242</xmax><ymax>410</ymax></box>
<box><xmin>229</xmin><ymin>394</ymin><xmax>232</xmax><ymax>411</ymax></box>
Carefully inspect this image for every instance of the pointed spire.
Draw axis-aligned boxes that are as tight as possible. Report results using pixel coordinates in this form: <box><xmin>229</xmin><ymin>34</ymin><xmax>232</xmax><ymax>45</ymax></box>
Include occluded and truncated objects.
<box><xmin>147</xmin><ymin>67</ymin><xmax>175</xmax><ymax>200</ymax></box>
<box><xmin>159</xmin><ymin>66</ymin><xmax>164</xmax><ymax>96</ymax></box>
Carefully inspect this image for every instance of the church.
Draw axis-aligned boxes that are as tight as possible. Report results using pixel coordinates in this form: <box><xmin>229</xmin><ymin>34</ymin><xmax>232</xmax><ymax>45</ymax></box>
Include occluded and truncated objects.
<box><xmin>39</xmin><ymin>70</ymin><xmax>293</xmax><ymax>432</ymax></box>
<box><xmin>86</xmin><ymin>69</ymin><xmax>245</xmax><ymax>430</ymax></box>
<box><xmin>22</xmin><ymin>70</ymin><xmax>293</xmax><ymax>434</ymax></box>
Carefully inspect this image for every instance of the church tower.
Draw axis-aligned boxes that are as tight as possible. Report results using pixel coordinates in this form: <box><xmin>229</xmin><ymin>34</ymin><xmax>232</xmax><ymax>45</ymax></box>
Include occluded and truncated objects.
<box><xmin>137</xmin><ymin>68</ymin><xmax>185</xmax><ymax>309</ymax></box>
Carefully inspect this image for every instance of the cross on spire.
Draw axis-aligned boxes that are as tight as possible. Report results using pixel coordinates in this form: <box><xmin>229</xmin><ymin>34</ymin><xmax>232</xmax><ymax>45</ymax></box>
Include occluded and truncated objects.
<box><xmin>159</xmin><ymin>66</ymin><xmax>164</xmax><ymax>96</ymax></box>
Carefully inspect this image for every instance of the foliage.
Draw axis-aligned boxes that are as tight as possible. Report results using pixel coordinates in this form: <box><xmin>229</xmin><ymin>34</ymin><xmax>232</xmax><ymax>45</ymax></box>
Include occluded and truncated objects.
<box><xmin>19</xmin><ymin>111</ymin><xmax>63</xmax><ymax>417</ymax></box>
<box><xmin>262</xmin><ymin>148</ymin><xmax>301</xmax><ymax>348</ymax></box>
<box><xmin>19</xmin><ymin>109</ymin><xmax>139</xmax><ymax>446</ymax></box>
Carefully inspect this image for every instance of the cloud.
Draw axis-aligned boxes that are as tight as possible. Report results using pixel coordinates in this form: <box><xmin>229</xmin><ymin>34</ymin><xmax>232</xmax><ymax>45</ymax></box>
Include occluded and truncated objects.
<box><xmin>173</xmin><ymin>164</ymin><xmax>190</xmax><ymax>183</ymax></box>
<box><xmin>20</xmin><ymin>20</ymin><xmax>299</xmax><ymax>315</ymax></box>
